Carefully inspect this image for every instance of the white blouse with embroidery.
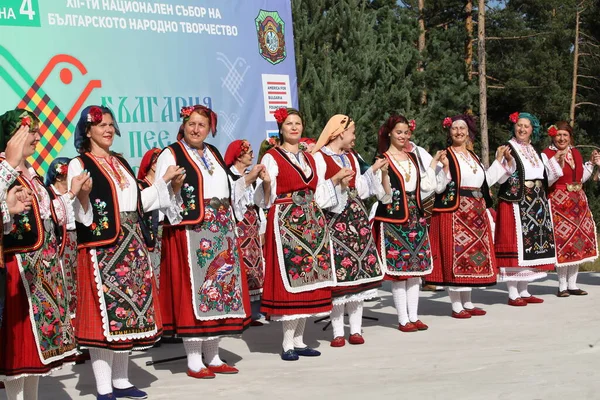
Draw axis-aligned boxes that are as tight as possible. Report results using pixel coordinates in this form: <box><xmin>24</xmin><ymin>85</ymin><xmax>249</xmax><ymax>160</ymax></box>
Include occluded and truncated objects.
<box><xmin>154</xmin><ymin>141</ymin><xmax>246</xmax><ymax>226</ymax></box>
<box><xmin>541</xmin><ymin>145</ymin><xmax>594</xmax><ymax>187</ymax></box>
<box><xmin>68</xmin><ymin>155</ymin><xmax>170</xmax><ymax>227</ymax></box>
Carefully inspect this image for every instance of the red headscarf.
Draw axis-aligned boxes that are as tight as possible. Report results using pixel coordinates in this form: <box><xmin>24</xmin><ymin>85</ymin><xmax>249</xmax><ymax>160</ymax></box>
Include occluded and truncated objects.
<box><xmin>137</xmin><ymin>148</ymin><xmax>161</xmax><ymax>180</ymax></box>
<box><xmin>224</xmin><ymin>139</ymin><xmax>250</xmax><ymax>167</ymax></box>
<box><xmin>177</xmin><ymin>105</ymin><xmax>218</xmax><ymax>141</ymax></box>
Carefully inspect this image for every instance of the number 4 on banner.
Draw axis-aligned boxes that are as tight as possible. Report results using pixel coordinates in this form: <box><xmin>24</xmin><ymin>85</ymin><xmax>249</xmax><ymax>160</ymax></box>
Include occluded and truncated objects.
<box><xmin>20</xmin><ymin>0</ymin><xmax>35</xmax><ymax>20</ymax></box>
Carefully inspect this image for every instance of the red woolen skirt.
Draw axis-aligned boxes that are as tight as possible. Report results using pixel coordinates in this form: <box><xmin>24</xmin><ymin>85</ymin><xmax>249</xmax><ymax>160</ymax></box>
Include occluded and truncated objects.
<box><xmin>426</xmin><ymin>200</ymin><xmax>498</xmax><ymax>287</ymax></box>
<box><xmin>75</xmin><ymin>248</ymin><xmax>163</xmax><ymax>351</ymax></box>
<box><xmin>0</xmin><ymin>256</ymin><xmax>75</xmax><ymax>379</ymax></box>
<box><xmin>160</xmin><ymin>225</ymin><xmax>251</xmax><ymax>337</ymax></box>
<box><xmin>495</xmin><ymin>200</ymin><xmax>554</xmax><ymax>271</ymax></box>
<box><xmin>260</xmin><ymin>209</ymin><xmax>332</xmax><ymax>317</ymax></box>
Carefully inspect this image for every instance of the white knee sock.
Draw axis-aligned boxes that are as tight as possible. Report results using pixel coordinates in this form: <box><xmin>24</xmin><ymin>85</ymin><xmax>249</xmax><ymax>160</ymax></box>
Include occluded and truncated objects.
<box><xmin>557</xmin><ymin>267</ymin><xmax>568</xmax><ymax>291</ymax></box>
<box><xmin>183</xmin><ymin>339</ymin><xmax>205</xmax><ymax>372</ymax></box>
<box><xmin>293</xmin><ymin>318</ymin><xmax>307</xmax><ymax>348</ymax></box>
<box><xmin>391</xmin><ymin>281</ymin><xmax>409</xmax><ymax>325</ymax></box>
<box><xmin>203</xmin><ymin>338</ymin><xmax>223</xmax><ymax>366</ymax></box>
<box><xmin>111</xmin><ymin>352</ymin><xmax>131</xmax><ymax>390</ymax></box>
<box><xmin>330</xmin><ymin>303</ymin><xmax>345</xmax><ymax>339</ymax></box>
<box><xmin>460</xmin><ymin>288</ymin><xmax>474</xmax><ymax>309</ymax></box>
<box><xmin>567</xmin><ymin>265</ymin><xmax>580</xmax><ymax>290</ymax></box>
<box><xmin>22</xmin><ymin>377</ymin><xmax>39</xmax><ymax>400</ymax></box>
<box><xmin>506</xmin><ymin>282</ymin><xmax>519</xmax><ymax>300</ymax></box>
<box><xmin>4</xmin><ymin>377</ymin><xmax>25</xmax><ymax>400</ymax></box>
<box><xmin>517</xmin><ymin>281</ymin><xmax>530</xmax><ymax>298</ymax></box>
<box><xmin>448</xmin><ymin>289</ymin><xmax>463</xmax><ymax>313</ymax></box>
<box><xmin>89</xmin><ymin>348</ymin><xmax>115</xmax><ymax>395</ymax></box>
<box><xmin>347</xmin><ymin>301</ymin><xmax>363</xmax><ymax>335</ymax></box>
<box><xmin>406</xmin><ymin>278</ymin><xmax>420</xmax><ymax>322</ymax></box>
<box><xmin>282</xmin><ymin>320</ymin><xmax>298</xmax><ymax>351</ymax></box>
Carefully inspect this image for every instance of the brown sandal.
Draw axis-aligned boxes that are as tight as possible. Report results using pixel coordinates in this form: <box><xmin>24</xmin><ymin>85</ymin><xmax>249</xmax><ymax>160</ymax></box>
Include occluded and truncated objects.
<box><xmin>557</xmin><ymin>290</ymin><xmax>570</xmax><ymax>297</ymax></box>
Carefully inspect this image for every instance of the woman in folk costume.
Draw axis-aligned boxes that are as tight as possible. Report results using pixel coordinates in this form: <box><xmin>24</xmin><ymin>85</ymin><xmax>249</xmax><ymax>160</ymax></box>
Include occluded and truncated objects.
<box><xmin>45</xmin><ymin>158</ymin><xmax>79</xmax><ymax>322</ymax></box>
<box><xmin>0</xmin><ymin>109</ymin><xmax>89</xmax><ymax>400</ymax></box>
<box><xmin>137</xmin><ymin>148</ymin><xmax>164</xmax><ymax>289</ymax></box>
<box><xmin>373</xmin><ymin>115</ymin><xmax>448</xmax><ymax>332</ymax></box>
<box><xmin>311</xmin><ymin>115</ymin><xmax>387</xmax><ymax>347</ymax></box>
<box><xmin>495</xmin><ymin>112</ymin><xmax>557</xmax><ymax>306</ymax></box>
<box><xmin>156</xmin><ymin>105</ymin><xmax>263</xmax><ymax>378</ymax></box>
<box><xmin>224</xmin><ymin>139</ymin><xmax>266</xmax><ymax>325</ymax></box>
<box><xmin>255</xmin><ymin>107</ymin><xmax>346</xmax><ymax>361</ymax></box>
<box><xmin>426</xmin><ymin>115</ymin><xmax>514</xmax><ymax>318</ymax></box>
<box><xmin>542</xmin><ymin>122</ymin><xmax>600</xmax><ymax>297</ymax></box>
<box><xmin>68</xmin><ymin>105</ymin><xmax>183</xmax><ymax>400</ymax></box>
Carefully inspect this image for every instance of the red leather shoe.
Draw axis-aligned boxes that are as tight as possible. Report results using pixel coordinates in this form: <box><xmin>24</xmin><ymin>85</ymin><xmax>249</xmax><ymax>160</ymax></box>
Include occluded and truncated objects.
<box><xmin>522</xmin><ymin>295</ymin><xmax>544</xmax><ymax>304</ymax></box>
<box><xmin>412</xmin><ymin>320</ymin><xmax>429</xmax><ymax>330</ymax></box>
<box><xmin>348</xmin><ymin>333</ymin><xmax>365</xmax><ymax>345</ymax></box>
<box><xmin>187</xmin><ymin>368</ymin><xmax>216</xmax><ymax>379</ymax></box>
<box><xmin>398</xmin><ymin>322</ymin><xmax>418</xmax><ymax>332</ymax></box>
<box><xmin>330</xmin><ymin>336</ymin><xmax>346</xmax><ymax>347</ymax></box>
<box><xmin>207</xmin><ymin>363</ymin><xmax>239</xmax><ymax>374</ymax></box>
<box><xmin>451</xmin><ymin>310</ymin><xmax>472</xmax><ymax>319</ymax></box>
<box><xmin>508</xmin><ymin>298</ymin><xmax>528</xmax><ymax>307</ymax></box>
<box><xmin>465</xmin><ymin>307</ymin><xmax>487</xmax><ymax>316</ymax></box>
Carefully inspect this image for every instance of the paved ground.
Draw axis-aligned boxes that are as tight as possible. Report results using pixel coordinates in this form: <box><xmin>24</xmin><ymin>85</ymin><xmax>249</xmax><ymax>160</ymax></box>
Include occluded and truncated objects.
<box><xmin>17</xmin><ymin>273</ymin><xmax>600</xmax><ymax>400</ymax></box>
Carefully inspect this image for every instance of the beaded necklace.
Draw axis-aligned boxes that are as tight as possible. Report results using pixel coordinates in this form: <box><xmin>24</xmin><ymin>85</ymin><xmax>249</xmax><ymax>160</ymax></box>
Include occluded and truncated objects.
<box><xmin>512</xmin><ymin>138</ymin><xmax>540</xmax><ymax>168</ymax></box>
<box><xmin>182</xmin><ymin>140</ymin><xmax>215</xmax><ymax>175</ymax></box>
<box><xmin>454</xmin><ymin>148</ymin><xmax>478</xmax><ymax>174</ymax></box>
<box><xmin>388</xmin><ymin>151</ymin><xmax>412</xmax><ymax>182</ymax></box>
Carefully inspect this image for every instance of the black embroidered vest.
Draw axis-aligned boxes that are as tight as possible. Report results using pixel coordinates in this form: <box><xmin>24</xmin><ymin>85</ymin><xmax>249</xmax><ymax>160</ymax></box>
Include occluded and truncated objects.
<box><xmin>374</xmin><ymin>152</ymin><xmax>422</xmax><ymax>224</ymax></box>
<box><xmin>75</xmin><ymin>153</ymin><xmax>147</xmax><ymax>248</ymax></box>
<box><xmin>497</xmin><ymin>141</ymin><xmax>548</xmax><ymax>202</ymax></box>
<box><xmin>433</xmin><ymin>148</ymin><xmax>493</xmax><ymax>212</ymax></box>
<box><xmin>164</xmin><ymin>141</ymin><xmax>232</xmax><ymax>226</ymax></box>
<box><xmin>4</xmin><ymin>175</ymin><xmax>45</xmax><ymax>254</ymax></box>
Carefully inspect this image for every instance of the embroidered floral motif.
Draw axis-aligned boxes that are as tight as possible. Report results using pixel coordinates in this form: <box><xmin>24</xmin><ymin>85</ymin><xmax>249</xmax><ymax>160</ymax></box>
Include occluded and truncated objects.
<box><xmin>441</xmin><ymin>181</ymin><xmax>456</xmax><ymax>205</ymax></box>
<box><xmin>386</xmin><ymin>189</ymin><xmax>404</xmax><ymax>214</ymax></box>
<box><xmin>192</xmin><ymin>203</ymin><xmax>245</xmax><ymax>317</ymax></box>
<box><xmin>91</xmin><ymin>199</ymin><xmax>109</xmax><ymax>236</ymax></box>
<box><xmin>181</xmin><ymin>183</ymin><xmax>196</xmax><ymax>216</ymax></box>
<box><xmin>10</xmin><ymin>213</ymin><xmax>32</xmax><ymax>240</ymax></box>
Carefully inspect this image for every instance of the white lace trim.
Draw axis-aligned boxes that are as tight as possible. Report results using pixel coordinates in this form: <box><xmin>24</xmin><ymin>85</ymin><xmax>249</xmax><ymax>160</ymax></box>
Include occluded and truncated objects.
<box><xmin>497</xmin><ymin>267</ymin><xmax>548</xmax><ymax>282</ymax></box>
<box><xmin>0</xmin><ymin>361</ymin><xmax>75</xmax><ymax>381</ymax></box>
<box><xmin>332</xmin><ymin>288</ymin><xmax>378</xmax><ymax>306</ymax></box>
<box><xmin>378</xmin><ymin>222</ymin><xmax>433</xmax><ymax>276</ymax></box>
<box><xmin>90</xmin><ymin>249</ymin><xmax>159</xmax><ymax>342</ymax></box>
<box><xmin>273</xmin><ymin>204</ymin><xmax>337</xmax><ymax>294</ymax></box>
<box><xmin>270</xmin><ymin>311</ymin><xmax>330</xmax><ymax>322</ymax></box>
<box><xmin>512</xmin><ymin>203</ymin><xmax>557</xmax><ymax>267</ymax></box>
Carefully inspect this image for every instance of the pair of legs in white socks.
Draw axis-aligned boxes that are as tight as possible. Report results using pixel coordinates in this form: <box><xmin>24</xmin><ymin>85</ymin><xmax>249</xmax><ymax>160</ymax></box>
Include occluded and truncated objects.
<box><xmin>391</xmin><ymin>278</ymin><xmax>426</xmax><ymax>330</ymax></box>
<box><xmin>557</xmin><ymin>265</ymin><xmax>586</xmax><ymax>294</ymax></box>
<box><xmin>183</xmin><ymin>338</ymin><xmax>225</xmax><ymax>373</ymax></box>
<box><xmin>281</xmin><ymin>318</ymin><xmax>308</xmax><ymax>352</ymax></box>
<box><xmin>447</xmin><ymin>287</ymin><xmax>486</xmax><ymax>317</ymax></box>
<box><xmin>89</xmin><ymin>348</ymin><xmax>135</xmax><ymax>396</ymax></box>
<box><xmin>330</xmin><ymin>301</ymin><xmax>363</xmax><ymax>339</ymax></box>
<box><xmin>3</xmin><ymin>376</ymin><xmax>39</xmax><ymax>400</ymax></box>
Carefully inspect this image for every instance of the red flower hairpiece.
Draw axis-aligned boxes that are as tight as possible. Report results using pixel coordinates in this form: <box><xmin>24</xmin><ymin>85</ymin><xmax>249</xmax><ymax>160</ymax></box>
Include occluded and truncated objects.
<box><xmin>240</xmin><ymin>140</ymin><xmax>250</xmax><ymax>154</ymax></box>
<box><xmin>21</xmin><ymin>116</ymin><xmax>31</xmax><ymax>127</ymax></box>
<box><xmin>408</xmin><ymin>119</ymin><xmax>416</xmax><ymax>132</ymax></box>
<box><xmin>180</xmin><ymin>106</ymin><xmax>195</xmax><ymax>120</ymax></box>
<box><xmin>267</xmin><ymin>137</ymin><xmax>278</xmax><ymax>146</ymax></box>
<box><xmin>274</xmin><ymin>108</ymin><xmax>289</xmax><ymax>124</ymax></box>
<box><xmin>87</xmin><ymin>106</ymin><xmax>103</xmax><ymax>124</ymax></box>
<box><xmin>56</xmin><ymin>163</ymin><xmax>68</xmax><ymax>176</ymax></box>
<box><xmin>509</xmin><ymin>112</ymin><xmax>520</xmax><ymax>124</ymax></box>
<box><xmin>442</xmin><ymin>117</ymin><xmax>452</xmax><ymax>129</ymax></box>
<box><xmin>547</xmin><ymin>125</ymin><xmax>558</xmax><ymax>137</ymax></box>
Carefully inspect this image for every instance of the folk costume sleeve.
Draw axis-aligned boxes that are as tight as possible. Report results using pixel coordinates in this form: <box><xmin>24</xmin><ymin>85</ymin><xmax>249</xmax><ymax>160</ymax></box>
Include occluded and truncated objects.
<box><xmin>155</xmin><ymin>148</ymin><xmax>184</xmax><ymax>225</ymax></box>
<box><xmin>67</xmin><ymin>158</ymin><xmax>93</xmax><ymax>227</ymax></box>
<box><xmin>254</xmin><ymin>153</ymin><xmax>278</xmax><ymax>208</ymax></box>
<box><xmin>313</xmin><ymin>151</ymin><xmax>344</xmax><ymax>214</ymax></box>
<box><xmin>541</xmin><ymin>152</ymin><xmax>564</xmax><ymax>186</ymax></box>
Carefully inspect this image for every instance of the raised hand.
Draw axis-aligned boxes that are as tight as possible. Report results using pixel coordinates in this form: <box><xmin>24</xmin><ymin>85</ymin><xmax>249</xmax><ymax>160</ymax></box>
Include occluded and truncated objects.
<box><xmin>5</xmin><ymin>125</ymin><xmax>30</xmax><ymax>168</ymax></box>
<box><xmin>332</xmin><ymin>167</ymin><xmax>354</xmax><ymax>186</ymax></box>
<box><xmin>245</xmin><ymin>164</ymin><xmax>265</xmax><ymax>186</ymax></box>
<box><xmin>6</xmin><ymin>185</ymin><xmax>32</xmax><ymax>215</ymax></box>
<box><xmin>372</xmin><ymin>157</ymin><xmax>389</xmax><ymax>173</ymax></box>
<box><xmin>162</xmin><ymin>165</ymin><xmax>186</xmax><ymax>183</ymax></box>
<box><xmin>70</xmin><ymin>171</ymin><xmax>91</xmax><ymax>196</ymax></box>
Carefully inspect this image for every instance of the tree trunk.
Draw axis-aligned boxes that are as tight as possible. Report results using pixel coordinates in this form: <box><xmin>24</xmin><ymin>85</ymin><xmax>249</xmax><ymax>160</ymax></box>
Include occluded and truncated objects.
<box><xmin>465</xmin><ymin>0</ymin><xmax>474</xmax><ymax>80</ymax></box>
<box><xmin>570</xmin><ymin>2</ymin><xmax>583</xmax><ymax>126</ymax></box>
<box><xmin>478</xmin><ymin>0</ymin><xmax>489</xmax><ymax>166</ymax></box>
<box><xmin>418</xmin><ymin>0</ymin><xmax>427</xmax><ymax>105</ymax></box>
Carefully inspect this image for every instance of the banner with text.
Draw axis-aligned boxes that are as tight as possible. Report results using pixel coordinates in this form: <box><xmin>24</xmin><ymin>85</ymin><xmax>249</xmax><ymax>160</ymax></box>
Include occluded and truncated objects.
<box><xmin>0</xmin><ymin>0</ymin><xmax>297</xmax><ymax>174</ymax></box>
